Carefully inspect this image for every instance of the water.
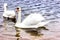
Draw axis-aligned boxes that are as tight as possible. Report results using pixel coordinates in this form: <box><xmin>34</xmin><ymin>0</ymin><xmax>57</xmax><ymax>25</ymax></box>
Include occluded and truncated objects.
<box><xmin>0</xmin><ymin>0</ymin><xmax>60</xmax><ymax>40</ymax></box>
<box><xmin>0</xmin><ymin>18</ymin><xmax>60</xmax><ymax>40</ymax></box>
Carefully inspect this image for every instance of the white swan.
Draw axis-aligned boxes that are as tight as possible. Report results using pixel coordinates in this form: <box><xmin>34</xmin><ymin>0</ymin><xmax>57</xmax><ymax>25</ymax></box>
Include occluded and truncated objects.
<box><xmin>15</xmin><ymin>7</ymin><xmax>50</xmax><ymax>28</ymax></box>
<box><xmin>3</xmin><ymin>3</ymin><xmax>16</xmax><ymax>18</ymax></box>
<box><xmin>2</xmin><ymin>3</ymin><xmax>16</xmax><ymax>30</ymax></box>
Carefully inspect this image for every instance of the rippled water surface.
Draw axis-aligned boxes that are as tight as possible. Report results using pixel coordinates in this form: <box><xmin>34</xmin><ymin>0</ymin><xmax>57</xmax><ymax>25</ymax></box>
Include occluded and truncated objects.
<box><xmin>0</xmin><ymin>18</ymin><xmax>60</xmax><ymax>40</ymax></box>
<box><xmin>0</xmin><ymin>0</ymin><xmax>60</xmax><ymax>40</ymax></box>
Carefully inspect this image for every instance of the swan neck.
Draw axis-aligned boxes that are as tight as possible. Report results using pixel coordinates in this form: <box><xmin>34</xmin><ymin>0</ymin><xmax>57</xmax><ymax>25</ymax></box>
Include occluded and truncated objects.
<box><xmin>17</xmin><ymin>11</ymin><xmax>21</xmax><ymax>23</ymax></box>
<box><xmin>4</xmin><ymin>5</ymin><xmax>7</xmax><ymax>12</ymax></box>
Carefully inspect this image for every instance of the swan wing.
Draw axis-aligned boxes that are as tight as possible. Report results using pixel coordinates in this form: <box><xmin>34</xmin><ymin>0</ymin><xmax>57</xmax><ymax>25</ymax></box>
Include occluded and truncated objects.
<box><xmin>7</xmin><ymin>11</ymin><xmax>15</xmax><ymax>18</ymax></box>
<box><xmin>22</xmin><ymin>13</ymin><xmax>45</xmax><ymax>25</ymax></box>
<box><xmin>3</xmin><ymin>11</ymin><xmax>15</xmax><ymax>18</ymax></box>
<box><xmin>37</xmin><ymin>21</ymin><xmax>50</xmax><ymax>27</ymax></box>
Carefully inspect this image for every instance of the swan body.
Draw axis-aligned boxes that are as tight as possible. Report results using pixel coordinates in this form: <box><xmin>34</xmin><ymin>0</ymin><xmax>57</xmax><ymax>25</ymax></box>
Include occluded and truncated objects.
<box><xmin>15</xmin><ymin>9</ymin><xmax>50</xmax><ymax>28</ymax></box>
<box><xmin>3</xmin><ymin>3</ymin><xmax>15</xmax><ymax>18</ymax></box>
<box><xmin>3</xmin><ymin>10</ymin><xmax>15</xmax><ymax>18</ymax></box>
<box><xmin>15</xmin><ymin>20</ymin><xmax>50</xmax><ymax>28</ymax></box>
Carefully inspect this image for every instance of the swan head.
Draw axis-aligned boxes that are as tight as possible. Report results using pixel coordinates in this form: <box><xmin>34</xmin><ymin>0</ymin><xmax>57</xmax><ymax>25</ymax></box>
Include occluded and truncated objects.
<box><xmin>4</xmin><ymin>3</ymin><xmax>7</xmax><ymax>7</ymax></box>
<box><xmin>16</xmin><ymin>7</ymin><xmax>21</xmax><ymax>13</ymax></box>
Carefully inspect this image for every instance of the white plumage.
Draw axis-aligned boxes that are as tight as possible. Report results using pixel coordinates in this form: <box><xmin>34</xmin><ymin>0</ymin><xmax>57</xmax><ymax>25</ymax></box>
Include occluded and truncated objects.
<box><xmin>3</xmin><ymin>3</ymin><xmax>15</xmax><ymax>18</ymax></box>
<box><xmin>15</xmin><ymin>7</ymin><xmax>50</xmax><ymax>28</ymax></box>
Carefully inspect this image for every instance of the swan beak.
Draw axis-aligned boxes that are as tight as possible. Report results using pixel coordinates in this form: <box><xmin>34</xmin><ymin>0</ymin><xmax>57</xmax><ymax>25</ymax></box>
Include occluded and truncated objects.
<box><xmin>16</xmin><ymin>7</ymin><xmax>21</xmax><ymax>13</ymax></box>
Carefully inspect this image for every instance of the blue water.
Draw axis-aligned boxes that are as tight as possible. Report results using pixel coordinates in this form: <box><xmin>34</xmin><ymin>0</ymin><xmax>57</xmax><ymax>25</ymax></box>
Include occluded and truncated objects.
<box><xmin>0</xmin><ymin>0</ymin><xmax>60</xmax><ymax>20</ymax></box>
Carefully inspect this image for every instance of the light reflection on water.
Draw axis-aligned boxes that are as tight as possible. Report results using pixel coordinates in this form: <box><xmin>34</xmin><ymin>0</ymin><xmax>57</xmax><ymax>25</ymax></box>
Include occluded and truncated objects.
<box><xmin>0</xmin><ymin>20</ymin><xmax>48</xmax><ymax>40</ymax></box>
<box><xmin>0</xmin><ymin>19</ymin><xmax>60</xmax><ymax>40</ymax></box>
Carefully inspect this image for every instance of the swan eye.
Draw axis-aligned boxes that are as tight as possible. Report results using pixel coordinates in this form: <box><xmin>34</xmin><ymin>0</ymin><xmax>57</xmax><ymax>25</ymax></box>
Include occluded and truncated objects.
<box><xmin>16</xmin><ymin>8</ymin><xmax>19</xmax><ymax>9</ymax></box>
